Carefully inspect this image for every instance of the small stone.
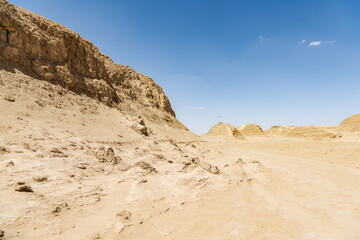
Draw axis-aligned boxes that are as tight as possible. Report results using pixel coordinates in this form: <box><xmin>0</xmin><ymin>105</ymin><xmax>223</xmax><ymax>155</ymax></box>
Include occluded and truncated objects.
<box><xmin>210</xmin><ymin>166</ymin><xmax>220</xmax><ymax>174</ymax></box>
<box><xmin>199</xmin><ymin>162</ymin><xmax>221</xmax><ymax>174</ymax></box>
<box><xmin>95</xmin><ymin>146</ymin><xmax>121</xmax><ymax>165</ymax></box>
<box><xmin>154</xmin><ymin>154</ymin><xmax>165</xmax><ymax>160</ymax></box>
<box><xmin>35</xmin><ymin>100</ymin><xmax>45</xmax><ymax>107</ymax></box>
<box><xmin>4</xmin><ymin>96</ymin><xmax>15</xmax><ymax>102</ymax></box>
<box><xmin>50</xmin><ymin>148</ymin><xmax>63</xmax><ymax>154</ymax></box>
<box><xmin>74</xmin><ymin>164</ymin><xmax>86</xmax><ymax>170</ymax></box>
<box><xmin>52</xmin><ymin>202</ymin><xmax>69</xmax><ymax>215</ymax></box>
<box><xmin>6</xmin><ymin>161</ymin><xmax>14</xmax><ymax>167</ymax></box>
<box><xmin>199</xmin><ymin>162</ymin><xmax>212</xmax><ymax>172</ymax></box>
<box><xmin>135</xmin><ymin>161</ymin><xmax>157</xmax><ymax>174</ymax></box>
<box><xmin>116</xmin><ymin>210</ymin><xmax>131</xmax><ymax>222</ymax></box>
<box><xmin>0</xmin><ymin>146</ymin><xmax>8</xmax><ymax>154</ymax></box>
<box><xmin>139</xmin><ymin>126</ymin><xmax>149</xmax><ymax>136</ymax></box>
<box><xmin>236</xmin><ymin>158</ymin><xmax>245</xmax><ymax>164</ymax></box>
<box><xmin>250</xmin><ymin>160</ymin><xmax>261</xmax><ymax>164</ymax></box>
<box><xmin>23</xmin><ymin>143</ymin><xmax>36</xmax><ymax>152</ymax></box>
<box><xmin>50</xmin><ymin>148</ymin><xmax>68</xmax><ymax>158</ymax></box>
<box><xmin>90</xmin><ymin>233</ymin><xmax>101</xmax><ymax>239</ymax></box>
<box><xmin>33</xmin><ymin>176</ymin><xmax>48</xmax><ymax>182</ymax></box>
<box><xmin>15</xmin><ymin>185</ymin><xmax>33</xmax><ymax>192</ymax></box>
<box><xmin>191</xmin><ymin>157</ymin><xmax>200</xmax><ymax>165</ymax></box>
<box><xmin>183</xmin><ymin>160</ymin><xmax>191</xmax><ymax>166</ymax></box>
<box><xmin>138</xmin><ymin>119</ymin><xmax>145</xmax><ymax>126</ymax></box>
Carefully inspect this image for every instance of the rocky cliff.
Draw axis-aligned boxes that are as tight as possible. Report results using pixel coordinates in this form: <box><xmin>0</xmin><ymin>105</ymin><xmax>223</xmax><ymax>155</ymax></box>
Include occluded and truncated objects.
<box><xmin>0</xmin><ymin>0</ymin><xmax>175</xmax><ymax>117</ymax></box>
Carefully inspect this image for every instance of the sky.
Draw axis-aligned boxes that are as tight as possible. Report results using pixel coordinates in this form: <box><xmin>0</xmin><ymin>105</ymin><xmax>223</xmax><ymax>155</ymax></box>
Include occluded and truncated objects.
<box><xmin>9</xmin><ymin>0</ymin><xmax>360</xmax><ymax>134</ymax></box>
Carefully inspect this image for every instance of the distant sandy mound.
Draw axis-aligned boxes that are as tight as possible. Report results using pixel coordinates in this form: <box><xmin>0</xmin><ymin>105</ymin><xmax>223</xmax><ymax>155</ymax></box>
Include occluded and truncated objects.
<box><xmin>338</xmin><ymin>113</ymin><xmax>360</xmax><ymax>132</ymax></box>
<box><xmin>265</xmin><ymin>125</ymin><xmax>295</xmax><ymax>136</ymax></box>
<box><xmin>286</xmin><ymin>126</ymin><xmax>339</xmax><ymax>140</ymax></box>
<box><xmin>237</xmin><ymin>124</ymin><xmax>265</xmax><ymax>137</ymax></box>
<box><xmin>202</xmin><ymin>123</ymin><xmax>245</xmax><ymax>139</ymax></box>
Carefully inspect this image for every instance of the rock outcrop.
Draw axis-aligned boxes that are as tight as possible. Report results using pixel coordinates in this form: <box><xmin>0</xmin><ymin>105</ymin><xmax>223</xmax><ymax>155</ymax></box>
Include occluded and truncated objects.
<box><xmin>0</xmin><ymin>0</ymin><xmax>175</xmax><ymax>117</ymax></box>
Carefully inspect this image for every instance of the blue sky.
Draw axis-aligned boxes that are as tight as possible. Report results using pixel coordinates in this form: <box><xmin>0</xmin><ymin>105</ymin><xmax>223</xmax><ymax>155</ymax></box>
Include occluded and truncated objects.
<box><xmin>10</xmin><ymin>0</ymin><xmax>360</xmax><ymax>134</ymax></box>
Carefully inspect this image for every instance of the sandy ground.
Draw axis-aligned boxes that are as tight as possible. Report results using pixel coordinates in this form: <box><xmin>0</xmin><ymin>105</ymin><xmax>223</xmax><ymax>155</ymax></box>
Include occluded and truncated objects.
<box><xmin>1</xmin><ymin>68</ymin><xmax>360</xmax><ymax>240</ymax></box>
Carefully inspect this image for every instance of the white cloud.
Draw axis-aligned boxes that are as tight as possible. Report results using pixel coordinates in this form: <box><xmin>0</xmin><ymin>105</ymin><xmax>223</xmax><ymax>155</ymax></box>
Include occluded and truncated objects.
<box><xmin>309</xmin><ymin>41</ymin><xmax>321</xmax><ymax>47</ymax></box>
<box><xmin>308</xmin><ymin>40</ymin><xmax>336</xmax><ymax>47</ymax></box>
<box><xmin>298</xmin><ymin>39</ymin><xmax>306</xmax><ymax>45</ymax></box>
<box><xmin>186</xmin><ymin>106</ymin><xmax>204</xmax><ymax>110</ymax></box>
<box><xmin>258</xmin><ymin>36</ymin><xmax>269</xmax><ymax>42</ymax></box>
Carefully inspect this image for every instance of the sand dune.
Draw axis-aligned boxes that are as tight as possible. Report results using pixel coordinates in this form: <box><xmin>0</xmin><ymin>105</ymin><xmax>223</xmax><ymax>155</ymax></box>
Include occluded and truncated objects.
<box><xmin>265</xmin><ymin>125</ymin><xmax>296</xmax><ymax>136</ymax></box>
<box><xmin>202</xmin><ymin>122</ymin><xmax>246</xmax><ymax>140</ymax></box>
<box><xmin>237</xmin><ymin>123</ymin><xmax>266</xmax><ymax>137</ymax></box>
<box><xmin>286</xmin><ymin>125</ymin><xmax>340</xmax><ymax>140</ymax></box>
<box><xmin>339</xmin><ymin>113</ymin><xmax>360</xmax><ymax>132</ymax></box>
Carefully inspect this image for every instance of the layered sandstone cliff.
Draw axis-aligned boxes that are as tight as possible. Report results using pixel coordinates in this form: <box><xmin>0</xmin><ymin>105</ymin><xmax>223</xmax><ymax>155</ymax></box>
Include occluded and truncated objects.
<box><xmin>0</xmin><ymin>0</ymin><xmax>175</xmax><ymax>117</ymax></box>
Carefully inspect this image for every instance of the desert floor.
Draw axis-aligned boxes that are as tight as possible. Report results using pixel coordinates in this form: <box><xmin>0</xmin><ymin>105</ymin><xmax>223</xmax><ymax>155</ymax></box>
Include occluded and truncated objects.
<box><xmin>1</xmin><ymin>69</ymin><xmax>360</xmax><ymax>240</ymax></box>
<box><xmin>117</xmin><ymin>138</ymin><xmax>360</xmax><ymax>240</ymax></box>
<box><xmin>2</xmin><ymin>134</ymin><xmax>360</xmax><ymax>239</ymax></box>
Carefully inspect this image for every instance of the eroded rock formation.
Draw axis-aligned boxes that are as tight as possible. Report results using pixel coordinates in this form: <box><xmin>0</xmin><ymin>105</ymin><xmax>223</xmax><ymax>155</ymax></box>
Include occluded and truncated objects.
<box><xmin>0</xmin><ymin>0</ymin><xmax>175</xmax><ymax>116</ymax></box>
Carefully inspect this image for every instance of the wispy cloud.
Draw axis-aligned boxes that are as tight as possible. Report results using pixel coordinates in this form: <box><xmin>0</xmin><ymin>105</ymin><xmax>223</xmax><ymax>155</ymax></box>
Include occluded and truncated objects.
<box><xmin>309</xmin><ymin>41</ymin><xmax>322</xmax><ymax>47</ymax></box>
<box><xmin>308</xmin><ymin>40</ymin><xmax>336</xmax><ymax>47</ymax></box>
<box><xmin>298</xmin><ymin>39</ymin><xmax>306</xmax><ymax>45</ymax></box>
<box><xmin>186</xmin><ymin>106</ymin><xmax>204</xmax><ymax>110</ymax></box>
<box><xmin>258</xmin><ymin>36</ymin><xmax>269</xmax><ymax>42</ymax></box>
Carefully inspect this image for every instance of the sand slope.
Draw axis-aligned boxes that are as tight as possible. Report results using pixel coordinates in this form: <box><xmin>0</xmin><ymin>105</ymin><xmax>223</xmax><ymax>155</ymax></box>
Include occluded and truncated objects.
<box><xmin>339</xmin><ymin>113</ymin><xmax>360</xmax><ymax>132</ymax></box>
<box><xmin>237</xmin><ymin>123</ymin><xmax>266</xmax><ymax>137</ymax></box>
<box><xmin>286</xmin><ymin>125</ymin><xmax>340</xmax><ymax>140</ymax></box>
<box><xmin>265</xmin><ymin>125</ymin><xmax>296</xmax><ymax>136</ymax></box>
<box><xmin>202</xmin><ymin>122</ymin><xmax>246</xmax><ymax>140</ymax></box>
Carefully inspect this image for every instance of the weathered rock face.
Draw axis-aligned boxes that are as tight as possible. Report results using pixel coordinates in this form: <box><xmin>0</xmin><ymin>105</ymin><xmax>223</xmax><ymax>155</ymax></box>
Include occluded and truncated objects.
<box><xmin>0</xmin><ymin>0</ymin><xmax>175</xmax><ymax>116</ymax></box>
